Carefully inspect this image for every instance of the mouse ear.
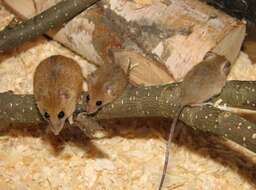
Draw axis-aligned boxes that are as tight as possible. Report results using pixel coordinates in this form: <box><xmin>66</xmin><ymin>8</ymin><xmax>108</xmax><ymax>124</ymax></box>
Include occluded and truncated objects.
<box><xmin>203</xmin><ymin>51</ymin><xmax>217</xmax><ymax>60</ymax></box>
<box><xmin>222</xmin><ymin>60</ymin><xmax>231</xmax><ymax>76</ymax></box>
<box><xmin>104</xmin><ymin>82</ymin><xmax>116</xmax><ymax>97</ymax></box>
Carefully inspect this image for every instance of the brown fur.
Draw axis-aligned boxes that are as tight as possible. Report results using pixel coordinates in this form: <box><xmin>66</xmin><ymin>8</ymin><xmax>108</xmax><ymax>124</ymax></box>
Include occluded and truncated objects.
<box><xmin>34</xmin><ymin>55</ymin><xmax>83</xmax><ymax>135</ymax></box>
<box><xmin>179</xmin><ymin>52</ymin><xmax>231</xmax><ymax>106</ymax></box>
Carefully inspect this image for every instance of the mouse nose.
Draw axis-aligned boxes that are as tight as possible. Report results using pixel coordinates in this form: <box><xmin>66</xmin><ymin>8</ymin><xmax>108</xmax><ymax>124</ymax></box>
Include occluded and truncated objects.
<box><xmin>85</xmin><ymin>104</ymin><xmax>97</xmax><ymax>115</ymax></box>
<box><xmin>49</xmin><ymin>120</ymin><xmax>65</xmax><ymax>135</ymax></box>
<box><xmin>52</xmin><ymin>128</ymin><xmax>61</xmax><ymax>136</ymax></box>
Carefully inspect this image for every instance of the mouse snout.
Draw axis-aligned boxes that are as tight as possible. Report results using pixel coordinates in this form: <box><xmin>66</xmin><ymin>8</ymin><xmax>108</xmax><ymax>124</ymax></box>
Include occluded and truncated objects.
<box><xmin>49</xmin><ymin>119</ymin><xmax>65</xmax><ymax>135</ymax></box>
<box><xmin>85</xmin><ymin>104</ymin><xmax>98</xmax><ymax>115</ymax></box>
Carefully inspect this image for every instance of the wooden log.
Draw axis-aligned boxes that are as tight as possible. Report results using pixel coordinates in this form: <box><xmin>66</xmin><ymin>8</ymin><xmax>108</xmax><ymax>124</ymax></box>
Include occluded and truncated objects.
<box><xmin>2</xmin><ymin>0</ymin><xmax>174</xmax><ymax>85</ymax></box>
<box><xmin>2</xmin><ymin>0</ymin><xmax>246</xmax><ymax>81</ymax></box>
<box><xmin>101</xmin><ymin>0</ymin><xmax>245</xmax><ymax>80</ymax></box>
<box><xmin>1</xmin><ymin>0</ymin><xmax>124</xmax><ymax>65</ymax></box>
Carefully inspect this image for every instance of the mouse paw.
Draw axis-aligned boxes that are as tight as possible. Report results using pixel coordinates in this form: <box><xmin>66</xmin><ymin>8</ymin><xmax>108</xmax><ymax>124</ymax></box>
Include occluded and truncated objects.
<box><xmin>74</xmin><ymin>113</ymin><xmax>109</xmax><ymax>139</ymax></box>
<box><xmin>68</xmin><ymin>115</ymin><xmax>74</xmax><ymax>125</ymax></box>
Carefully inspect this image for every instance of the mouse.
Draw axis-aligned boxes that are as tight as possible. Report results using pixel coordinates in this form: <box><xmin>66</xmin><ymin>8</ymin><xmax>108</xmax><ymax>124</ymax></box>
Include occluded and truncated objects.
<box><xmin>33</xmin><ymin>55</ymin><xmax>84</xmax><ymax>135</ymax></box>
<box><xmin>158</xmin><ymin>51</ymin><xmax>231</xmax><ymax>190</ymax></box>
<box><xmin>85</xmin><ymin>50</ymin><xmax>131</xmax><ymax>114</ymax></box>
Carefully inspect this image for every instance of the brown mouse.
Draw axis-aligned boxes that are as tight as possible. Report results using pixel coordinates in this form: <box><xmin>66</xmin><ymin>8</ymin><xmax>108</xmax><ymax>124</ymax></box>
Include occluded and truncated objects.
<box><xmin>158</xmin><ymin>52</ymin><xmax>231</xmax><ymax>190</ymax></box>
<box><xmin>33</xmin><ymin>55</ymin><xmax>83</xmax><ymax>135</ymax></box>
<box><xmin>85</xmin><ymin>50</ymin><xmax>130</xmax><ymax>114</ymax></box>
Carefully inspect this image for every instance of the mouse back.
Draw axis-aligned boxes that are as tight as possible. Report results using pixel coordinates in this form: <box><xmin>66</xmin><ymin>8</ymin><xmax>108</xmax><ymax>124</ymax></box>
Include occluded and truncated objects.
<box><xmin>179</xmin><ymin>52</ymin><xmax>231</xmax><ymax>105</ymax></box>
<box><xmin>34</xmin><ymin>55</ymin><xmax>83</xmax><ymax>135</ymax></box>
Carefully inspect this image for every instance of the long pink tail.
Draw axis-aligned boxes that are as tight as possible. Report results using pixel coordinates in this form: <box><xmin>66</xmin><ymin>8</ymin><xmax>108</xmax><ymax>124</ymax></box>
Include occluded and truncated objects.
<box><xmin>158</xmin><ymin>106</ymin><xmax>184</xmax><ymax>190</ymax></box>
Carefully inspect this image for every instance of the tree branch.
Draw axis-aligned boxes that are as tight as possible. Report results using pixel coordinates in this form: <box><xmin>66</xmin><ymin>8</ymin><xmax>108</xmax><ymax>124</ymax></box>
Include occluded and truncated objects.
<box><xmin>0</xmin><ymin>0</ymin><xmax>100</xmax><ymax>52</ymax></box>
<box><xmin>0</xmin><ymin>80</ymin><xmax>256</xmax><ymax>152</ymax></box>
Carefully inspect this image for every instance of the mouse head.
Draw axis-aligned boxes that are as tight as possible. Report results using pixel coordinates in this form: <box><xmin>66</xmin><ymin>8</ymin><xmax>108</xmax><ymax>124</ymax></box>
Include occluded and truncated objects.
<box><xmin>204</xmin><ymin>51</ymin><xmax>231</xmax><ymax>76</ymax></box>
<box><xmin>35</xmin><ymin>87</ymin><xmax>76</xmax><ymax>135</ymax></box>
<box><xmin>85</xmin><ymin>72</ymin><xmax>118</xmax><ymax>114</ymax></box>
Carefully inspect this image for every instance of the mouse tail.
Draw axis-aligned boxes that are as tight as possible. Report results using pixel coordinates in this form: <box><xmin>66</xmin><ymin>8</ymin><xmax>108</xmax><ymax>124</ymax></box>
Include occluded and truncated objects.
<box><xmin>158</xmin><ymin>105</ymin><xmax>184</xmax><ymax>190</ymax></box>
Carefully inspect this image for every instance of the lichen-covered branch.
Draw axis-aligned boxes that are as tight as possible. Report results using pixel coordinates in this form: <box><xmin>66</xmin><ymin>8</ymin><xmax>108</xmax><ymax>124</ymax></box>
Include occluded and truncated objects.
<box><xmin>0</xmin><ymin>81</ymin><xmax>256</xmax><ymax>152</ymax></box>
<box><xmin>0</xmin><ymin>0</ymin><xmax>100</xmax><ymax>52</ymax></box>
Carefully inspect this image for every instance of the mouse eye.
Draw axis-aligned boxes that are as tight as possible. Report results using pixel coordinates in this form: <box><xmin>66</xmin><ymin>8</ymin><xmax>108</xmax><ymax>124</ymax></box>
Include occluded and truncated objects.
<box><xmin>86</xmin><ymin>95</ymin><xmax>90</xmax><ymax>102</ymax></box>
<box><xmin>58</xmin><ymin>111</ymin><xmax>65</xmax><ymax>119</ymax></box>
<box><xmin>96</xmin><ymin>100</ymin><xmax>102</xmax><ymax>107</ymax></box>
<box><xmin>44</xmin><ymin>112</ymin><xmax>50</xmax><ymax>119</ymax></box>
